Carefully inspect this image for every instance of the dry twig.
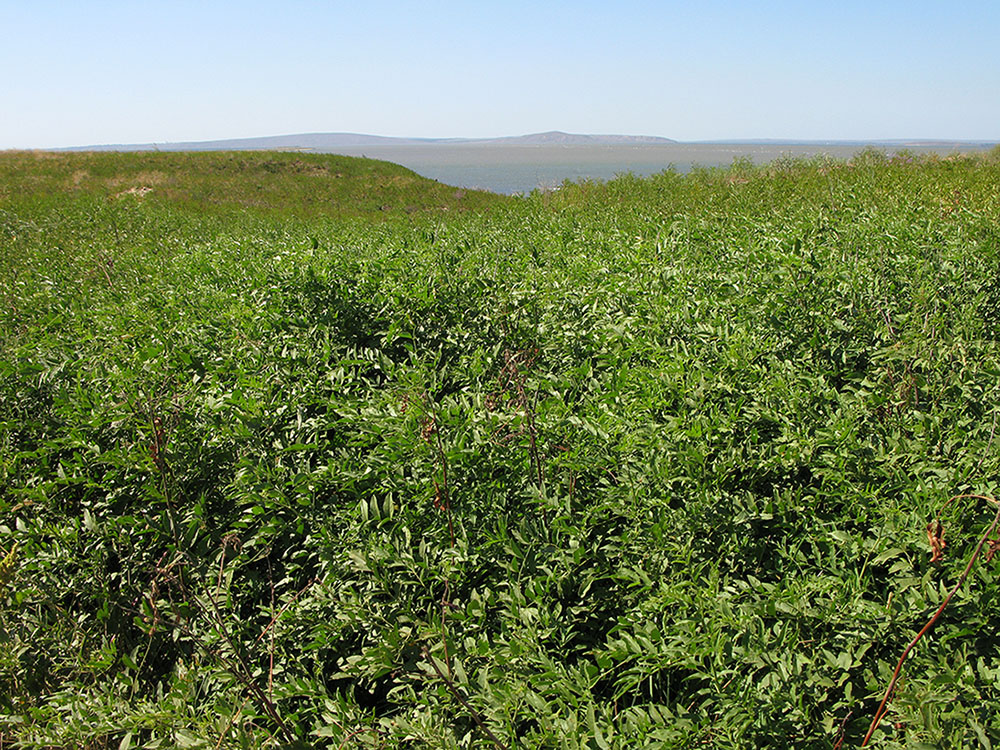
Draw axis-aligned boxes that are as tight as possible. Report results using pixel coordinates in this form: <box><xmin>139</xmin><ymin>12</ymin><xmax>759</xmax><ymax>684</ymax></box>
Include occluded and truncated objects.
<box><xmin>861</xmin><ymin>494</ymin><xmax>1000</xmax><ymax>746</ymax></box>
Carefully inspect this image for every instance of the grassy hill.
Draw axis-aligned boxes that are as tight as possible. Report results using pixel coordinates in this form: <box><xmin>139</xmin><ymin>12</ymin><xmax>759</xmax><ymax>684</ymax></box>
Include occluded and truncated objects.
<box><xmin>0</xmin><ymin>150</ymin><xmax>504</xmax><ymax>219</ymax></box>
<box><xmin>2</xmin><ymin>148</ymin><xmax>1000</xmax><ymax>748</ymax></box>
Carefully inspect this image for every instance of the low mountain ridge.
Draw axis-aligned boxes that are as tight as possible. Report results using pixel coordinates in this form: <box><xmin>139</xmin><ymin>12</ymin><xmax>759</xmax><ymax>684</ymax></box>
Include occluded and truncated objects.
<box><xmin>62</xmin><ymin>130</ymin><xmax>678</xmax><ymax>152</ymax></box>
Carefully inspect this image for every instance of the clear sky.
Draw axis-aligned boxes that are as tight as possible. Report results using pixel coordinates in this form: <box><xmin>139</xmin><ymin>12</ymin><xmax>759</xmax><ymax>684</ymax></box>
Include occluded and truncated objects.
<box><xmin>3</xmin><ymin>0</ymin><xmax>998</xmax><ymax>149</ymax></box>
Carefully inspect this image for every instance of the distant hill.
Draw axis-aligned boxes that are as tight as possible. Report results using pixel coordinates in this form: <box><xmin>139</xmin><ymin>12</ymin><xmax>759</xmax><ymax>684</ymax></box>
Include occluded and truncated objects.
<box><xmin>469</xmin><ymin>131</ymin><xmax>677</xmax><ymax>145</ymax></box>
<box><xmin>53</xmin><ymin>131</ymin><xmax>999</xmax><ymax>153</ymax></box>
<box><xmin>61</xmin><ymin>132</ymin><xmax>438</xmax><ymax>152</ymax></box>
<box><xmin>62</xmin><ymin>131</ymin><xmax>678</xmax><ymax>152</ymax></box>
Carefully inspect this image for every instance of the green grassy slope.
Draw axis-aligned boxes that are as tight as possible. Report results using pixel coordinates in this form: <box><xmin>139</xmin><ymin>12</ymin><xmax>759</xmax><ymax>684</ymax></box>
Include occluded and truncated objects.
<box><xmin>2</xmin><ymin>150</ymin><xmax>1000</xmax><ymax>748</ymax></box>
<box><xmin>0</xmin><ymin>149</ymin><xmax>504</xmax><ymax>219</ymax></box>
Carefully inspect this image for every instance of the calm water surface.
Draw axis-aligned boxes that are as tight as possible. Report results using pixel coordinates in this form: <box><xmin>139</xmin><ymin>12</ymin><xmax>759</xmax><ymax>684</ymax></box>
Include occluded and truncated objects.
<box><xmin>323</xmin><ymin>143</ymin><xmax>992</xmax><ymax>195</ymax></box>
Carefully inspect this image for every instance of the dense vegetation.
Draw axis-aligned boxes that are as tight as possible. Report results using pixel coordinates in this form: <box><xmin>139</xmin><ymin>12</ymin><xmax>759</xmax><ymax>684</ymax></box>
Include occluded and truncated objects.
<box><xmin>2</xmin><ymin>148</ymin><xmax>1000</xmax><ymax>748</ymax></box>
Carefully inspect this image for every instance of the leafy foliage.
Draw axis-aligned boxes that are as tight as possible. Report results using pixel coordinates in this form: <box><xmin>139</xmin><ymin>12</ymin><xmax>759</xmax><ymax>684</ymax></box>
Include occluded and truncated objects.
<box><xmin>2</xmin><ymin>150</ymin><xmax>1000</xmax><ymax>747</ymax></box>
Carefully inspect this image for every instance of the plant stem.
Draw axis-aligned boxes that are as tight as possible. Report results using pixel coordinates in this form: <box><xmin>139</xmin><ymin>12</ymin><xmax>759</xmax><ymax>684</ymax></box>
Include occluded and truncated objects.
<box><xmin>861</xmin><ymin>494</ymin><xmax>1000</xmax><ymax>746</ymax></box>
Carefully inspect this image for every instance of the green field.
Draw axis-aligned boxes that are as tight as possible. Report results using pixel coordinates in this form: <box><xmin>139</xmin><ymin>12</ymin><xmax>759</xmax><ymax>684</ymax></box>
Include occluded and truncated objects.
<box><xmin>2</xmin><ymin>148</ymin><xmax>1000</xmax><ymax>748</ymax></box>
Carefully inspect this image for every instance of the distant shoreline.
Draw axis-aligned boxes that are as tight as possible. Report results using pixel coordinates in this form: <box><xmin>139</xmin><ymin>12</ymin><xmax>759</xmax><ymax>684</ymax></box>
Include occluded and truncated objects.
<box><xmin>37</xmin><ymin>132</ymin><xmax>999</xmax><ymax>195</ymax></box>
<box><xmin>286</xmin><ymin>141</ymin><xmax>996</xmax><ymax>195</ymax></box>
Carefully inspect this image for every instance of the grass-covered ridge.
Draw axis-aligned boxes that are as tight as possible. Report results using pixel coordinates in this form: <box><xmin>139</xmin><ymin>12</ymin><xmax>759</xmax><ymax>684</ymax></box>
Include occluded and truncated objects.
<box><xmin>2</xmin><ymin>149</ymin><xmax>1000</xmax><ymax>748</ymax></box>
<box><xmin>0</xmin><ymin>149</ymin><xmax>504</xmax><ymax>219</ymax></box>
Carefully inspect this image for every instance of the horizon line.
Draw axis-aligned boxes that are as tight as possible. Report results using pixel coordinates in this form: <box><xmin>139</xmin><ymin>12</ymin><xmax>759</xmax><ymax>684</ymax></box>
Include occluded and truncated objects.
<box><xmin>31</xmin><ymin>129</ymin><xmax>1000</xmax><ymax>152</ymax></box>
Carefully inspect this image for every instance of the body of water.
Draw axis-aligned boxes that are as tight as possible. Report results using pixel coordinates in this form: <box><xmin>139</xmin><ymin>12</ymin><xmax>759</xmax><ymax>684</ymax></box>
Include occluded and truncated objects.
<box><xmin>321</xmin><ymin>142</ymin><xmax>994</xmax><ymax>194</ymax></box>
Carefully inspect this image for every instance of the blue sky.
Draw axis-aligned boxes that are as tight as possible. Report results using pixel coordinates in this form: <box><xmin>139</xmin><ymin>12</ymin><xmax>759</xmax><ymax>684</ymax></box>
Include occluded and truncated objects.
<box><xmin>2</xmin><ymin>0</ymin><xmax>998</xmax><ymax>148</ymax></box>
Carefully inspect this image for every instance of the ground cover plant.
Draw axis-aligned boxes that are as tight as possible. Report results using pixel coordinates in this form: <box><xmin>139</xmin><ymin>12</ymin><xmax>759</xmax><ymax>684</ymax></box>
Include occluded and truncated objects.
<box><xmin>2</xmin><ymin>147</ymin><xmax>1000</xmax><ymax>748</ymax></box>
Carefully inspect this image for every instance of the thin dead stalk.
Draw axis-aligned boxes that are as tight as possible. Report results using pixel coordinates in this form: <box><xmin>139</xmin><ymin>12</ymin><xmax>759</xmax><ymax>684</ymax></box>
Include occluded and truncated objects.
<box><xmin>861</xmin><ymin>494</ymin><xmax>1000</xmax><ymax>746</ymax></box>
<box><xmin>832</xmin><ymin>709</ymin><xmax>853</xmax><ymax>750</ymax></box>
<box><xmin>500</xmin><ymin>348</ymin><xmax>543</xmax><ymax>490</ymax></box>
<box><xmin>252</xmin><ymin>576</ymin><xmax>317</xmax><ymax>647</ymax></box>
<box><xmin>419</xmin><ymin>398</ymin><xmax>455</xmax><ymax>547</ymax></box>
<box><xmin>148</xmin><ymin>543</ymin><xmax>306</xmax><ymax>746</ymax></box>
<box><xmin>421</xmin><ymin>645</ymin><xmax>510</xmax><ymax>749</ymax></box>
<box><xmin>200</xmin><ymin>583</ymin><xmax>298</xmax><ymax>745</ymax></box>
<box><xmin>214</xmin><ymin>694</ymin><xmax>252</xmax><ymax>750</ymax></box>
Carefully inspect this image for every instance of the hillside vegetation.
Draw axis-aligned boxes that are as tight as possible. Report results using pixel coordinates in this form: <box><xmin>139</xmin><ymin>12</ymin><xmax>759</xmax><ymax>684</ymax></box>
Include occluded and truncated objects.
<box><xmin>2</xmin><ymin>149</ymin><xmax>1000</xmax><ymax>748</ymax></box>
<box><xmin>0</xmin><ymin>150</ymin><xmax>503</xmax><ymax>219</ymax></box>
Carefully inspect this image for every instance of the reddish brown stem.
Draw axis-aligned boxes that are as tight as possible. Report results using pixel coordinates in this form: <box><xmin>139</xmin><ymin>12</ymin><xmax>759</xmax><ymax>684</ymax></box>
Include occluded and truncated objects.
<box><xmin>433</xmin><ymin>421</ymin><xmax>455</xmax><ymax>548</ymax></box>
<box><xmin>421</xmin><ymin>646</ymin><xmax>509</xmax><ymax>749</ymax></box>
<box><xmin>861</xmin><ymin>494</ymin><xmax>1000</xmax><ymax>746</ymax></box>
